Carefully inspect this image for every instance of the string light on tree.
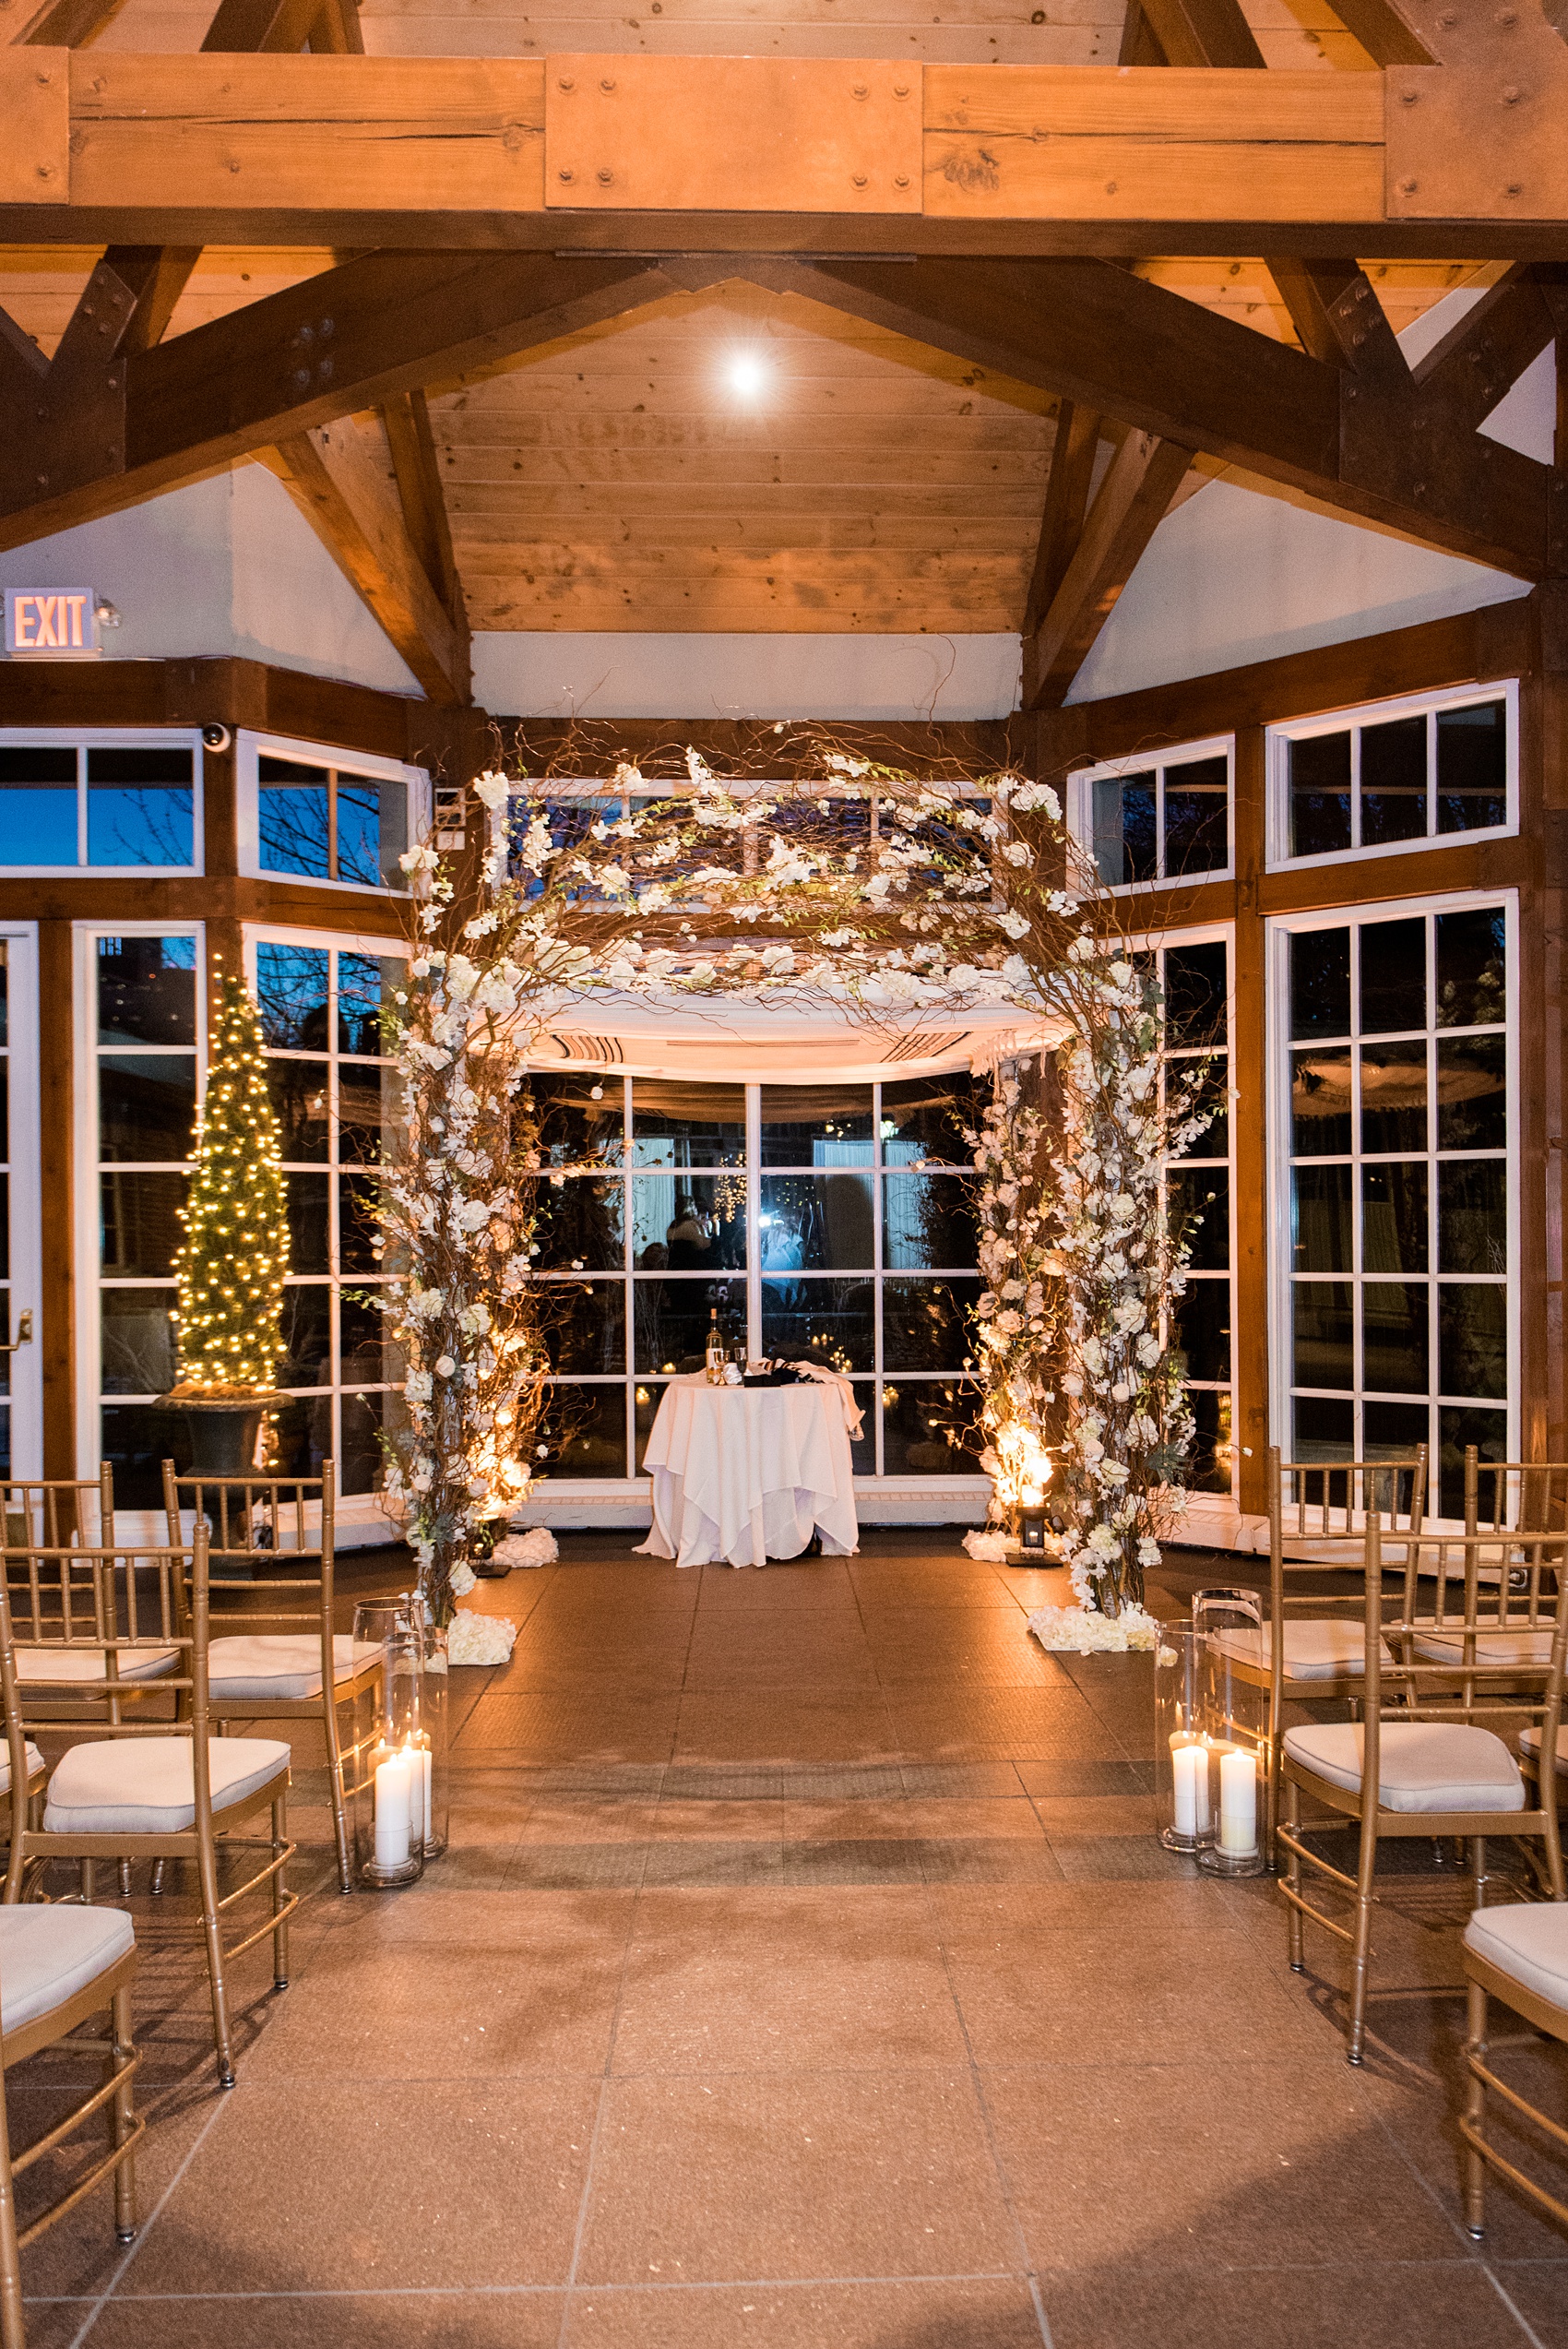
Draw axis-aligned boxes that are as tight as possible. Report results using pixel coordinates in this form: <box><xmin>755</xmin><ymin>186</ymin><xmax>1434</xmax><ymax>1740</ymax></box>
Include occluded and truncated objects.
<box><xmin>169</xmin><ymin>967</ymin><xmax>289</xmax><ymax>1395</ymax></box>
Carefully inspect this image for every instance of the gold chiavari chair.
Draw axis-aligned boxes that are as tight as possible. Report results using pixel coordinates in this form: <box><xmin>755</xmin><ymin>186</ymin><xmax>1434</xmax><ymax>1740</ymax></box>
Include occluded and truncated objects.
<box><xmin>0</xmin><ymin>1526</ymin><xmax>297</xmax><ymax>2089</ymax></box>
<box><xmin>1205</xmin><ymin>1448</ymin><xmax>1428</xmax><ymax>1858</ymax></box>
<box><xmin>1280</xmin><ymin>1519</ymin><xmax>1568</xmax><ymax>2065</ymax></box>
<box><xmin>1466</xmin><ymin>1449</ymin><xmax>1568</xmax><ymax>1538</ymax></box>
<box><xmin>162</xmin><ymin>1463</ymin><xmax>374</xmax><ymax>1896</ymax></box>
<box><xmin>0</xmin><ymin>1904</ymin><xmax>142</xmax><ymax>2349</ymax></box>
<box><xmin>1460</xmin><ymin>1900</ymin><xmax>1568</xmax><ymax>2242</ymax></box>
<box><xmin>0</xmin><ymin>1471</ymin><xmax>113</xmax><ymax>1557</ymax></box>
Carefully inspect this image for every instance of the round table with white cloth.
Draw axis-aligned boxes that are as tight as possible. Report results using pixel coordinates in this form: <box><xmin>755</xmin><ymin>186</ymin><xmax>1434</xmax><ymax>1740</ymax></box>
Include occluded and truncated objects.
<box><xmin>635</xmin><ymin>1374</ymin><xmax>860</xmax><ymax>1568</ymax></box>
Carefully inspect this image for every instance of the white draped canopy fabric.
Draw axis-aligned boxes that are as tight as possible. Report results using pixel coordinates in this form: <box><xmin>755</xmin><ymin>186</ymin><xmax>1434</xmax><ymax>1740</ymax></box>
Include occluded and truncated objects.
<box><xmin>636</xmin><ymin>1376</ymin><xmax>860</xmax><ymax>1569</ymax></box>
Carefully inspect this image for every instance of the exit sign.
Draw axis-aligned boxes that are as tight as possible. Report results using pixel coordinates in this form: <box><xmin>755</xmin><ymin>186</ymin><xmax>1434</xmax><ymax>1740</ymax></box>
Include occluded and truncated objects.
<box><xmin>5</xmin><ymin>590</ymin><xmax>102</xmax><ymax>659</ymax></box>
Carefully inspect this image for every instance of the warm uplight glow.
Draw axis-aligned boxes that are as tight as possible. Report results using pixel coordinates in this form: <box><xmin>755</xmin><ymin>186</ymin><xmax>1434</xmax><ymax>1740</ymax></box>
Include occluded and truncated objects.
<box><xmin>725</xmin><ymin>351</ymin><xmax>769</xmax><ymax>400</ymax></box>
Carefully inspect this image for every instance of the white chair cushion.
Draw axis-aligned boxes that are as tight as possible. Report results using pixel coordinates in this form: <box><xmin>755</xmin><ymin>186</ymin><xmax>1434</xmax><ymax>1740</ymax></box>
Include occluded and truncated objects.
<box><xmin>0</xmin><ymin>1742</ymin><xmax>44</xmax><ymax>1795</ymax></box>
<box><xmin>1517</xmin><ymin>1725</ymin><xmax>1568</xmax><ymax>1778</ymax></box>
<box><xmin>207</xmin><ymin>1635</ymin><xmax>381</xmax><ymax>1701</ymax></box>
<box><xmin>42</xmin><ymin>1735</ymin><xmax>290</xmax><ymax>1835</ymax></box>
<box><xmin>1465</xmin><ymin>1902</ymin><xmax>1568</xmax><ymax>2013</ymax></box>
<box><xmin>1284</xmin><ymin>1720</ymin><xmax>1526</xmax><ymax>1814</ymax></box>
<box><xmin>0</xmin><ymin>1905</ymin><xmax>135</xmax><ymax>2035</ymax></box>
<box><xmin>15</xmin><ymin>1647</ymin><xmax>178</xmax><ymax>1686</ymax></box>
<box><xmin>1210</xmin><ymin>1620</ymin><xmax>1380</xmax><ymax>1682</ymax></box>
<box><xmin>1409</xmin><ymin>1624</ymin><xmax>1558</xmax><ymax>1669</ymax></box>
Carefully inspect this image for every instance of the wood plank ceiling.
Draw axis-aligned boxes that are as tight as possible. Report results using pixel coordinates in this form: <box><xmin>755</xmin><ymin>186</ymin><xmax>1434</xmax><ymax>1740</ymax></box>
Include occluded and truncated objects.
<box><xmin>0</xmin><ymin>0</ymin><xmax>1520</xmax><ymax>645</ymax></box>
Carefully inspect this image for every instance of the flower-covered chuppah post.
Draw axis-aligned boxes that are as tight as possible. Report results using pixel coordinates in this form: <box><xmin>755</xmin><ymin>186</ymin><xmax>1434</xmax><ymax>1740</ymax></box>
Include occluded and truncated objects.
<box><xmin>375</xmin><ymin>777</ymin><xmax>556</xmax><ymax>1646</ymax></box>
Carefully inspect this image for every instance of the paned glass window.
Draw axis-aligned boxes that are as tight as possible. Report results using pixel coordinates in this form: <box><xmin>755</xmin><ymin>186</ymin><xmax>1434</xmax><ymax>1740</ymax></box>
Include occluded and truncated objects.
<box><xmin>255</xmin><ymin>937</ymin><xmax>406</xmax><ymax>1496</ymax></box>
<box><xmin>1073</xmin><ymin>742</ymin><xmax>1232</xmax><ymax>890</ymax></box>
<box><xmin>1158</xmin><ymin>935</ymin><xmax>1234</xmax><ymax>1497</ymax></box>
<box><xmin>93</xmin><ymin>933</ymin><xmax>201</xmax><ymax>1507</ymax></box>
<box><xmin>1271</xmin><ymin>686</ymin><xmax>1515</xmax><ymax>865</ymax></box>
<box><xmin>256</xmin><ymin>755</ymin><xmax>410</xmax><ymax>889</ymax></box>
<box><xmin>1282</xmin><ymin>897</ymin><xmax>1514</xmax><ymax>1520</ymax></box>
<box><xmin>532</xmin><ymin>1070</ymin><xmax>989</xmax><ymax>1483</ymax></box>
<box><xmin>0</xmin><ymin>736</ymin><xmax>197</xmax><ymax>871</ymax></box>
<box><xmin>0</xmin><ymin>949</ymin><xmax>11</xmax><ymax>1476</ymax></box>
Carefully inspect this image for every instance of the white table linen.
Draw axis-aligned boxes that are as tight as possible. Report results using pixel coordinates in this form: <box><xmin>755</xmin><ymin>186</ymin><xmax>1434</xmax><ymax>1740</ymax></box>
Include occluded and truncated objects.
<box><xmin>636</xmin><ymin>1375</ymin><xmax>860</xmax><ymax>1568</ymax></box>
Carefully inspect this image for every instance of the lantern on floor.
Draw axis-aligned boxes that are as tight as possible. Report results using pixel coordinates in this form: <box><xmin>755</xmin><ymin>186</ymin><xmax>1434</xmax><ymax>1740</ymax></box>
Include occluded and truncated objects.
<box><xmin>350</xmin><ymin>1600</ymin><xmax>426</xmax><ymax>1890</ymax></box>
<box><xmin>1194</xmin><ymin>1588</ymin><xmax>1269</xmax><ymax>1880</ymax></box>
<box><xmin>1155</xmin><ymin>1623</ymin><xmax>1217</xmax><ymax>1854</ymax></box>
<box><xmin>1000</xmin><ymin>1428</ymin><xmax>1053</xmax><ymax>1555</ymax></box>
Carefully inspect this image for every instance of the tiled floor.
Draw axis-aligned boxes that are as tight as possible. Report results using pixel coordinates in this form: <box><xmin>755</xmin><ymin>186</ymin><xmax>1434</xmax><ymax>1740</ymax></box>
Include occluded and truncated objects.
<box><xmin>12</xmin><ymin>1532</ymin><xmax>1568</xmax><ymax>2347</ymax></box>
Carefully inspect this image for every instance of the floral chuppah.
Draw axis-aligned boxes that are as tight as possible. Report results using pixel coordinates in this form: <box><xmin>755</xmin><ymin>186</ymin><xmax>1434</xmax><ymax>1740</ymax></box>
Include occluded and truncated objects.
<box><xmin>376</xmin><ymin>751</ymin><xmax>1212</xmax><ymax>1650</ymax></box>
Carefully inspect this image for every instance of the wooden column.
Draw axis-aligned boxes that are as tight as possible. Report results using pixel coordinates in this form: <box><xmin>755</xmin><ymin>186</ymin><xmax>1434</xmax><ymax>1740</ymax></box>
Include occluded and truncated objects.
<box><xmin>36</xmin><ymin>920</ymin><xmax>76</xmax><ymax>1481</ymax></box>
<box><xmin>1537</xmin><ymin>585</ymin><xmax>1568</xmax><ymax>1461</ymax></box>
<box><xmin>1229</xmin><ymin>721</ymin><xmax>1271</xmax><ymax>1520</ymax></box>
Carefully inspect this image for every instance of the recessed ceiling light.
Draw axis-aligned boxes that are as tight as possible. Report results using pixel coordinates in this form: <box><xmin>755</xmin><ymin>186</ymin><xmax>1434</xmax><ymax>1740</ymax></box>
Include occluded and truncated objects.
<box><xmin>726</xmin><ymin>352</ymin><xmax>769</xmax><ymax>399</ymax></box>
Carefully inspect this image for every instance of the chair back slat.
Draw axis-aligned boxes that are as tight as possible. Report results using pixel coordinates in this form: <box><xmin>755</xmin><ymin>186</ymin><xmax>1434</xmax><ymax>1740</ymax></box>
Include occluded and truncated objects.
<box><xmin>0</xmin><ymin>1535</ymin><xmax>208</xmax><ymax>1749</ymax></box>
<box><xmin>1466</xmin><ymin>1449</ymin><xmax>1568</xmax><ymax>1541</ymax></box>
<box><xmin>160</xmin><ymin>1462</ymin><xmax>337</xmax><ymax>1647</ymax></box>
<box><xmin>0</xmin><ymin>1465</ymin><xmax>114</xmax><ymax>1554</ymax></box>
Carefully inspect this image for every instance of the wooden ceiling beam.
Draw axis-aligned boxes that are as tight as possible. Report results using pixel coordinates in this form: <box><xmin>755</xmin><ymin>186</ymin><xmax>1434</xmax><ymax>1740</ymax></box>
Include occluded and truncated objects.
<box><xmin>1023</xmin><ymin>400</ymin><xmax>1102</xmax><ymax>639</ymax></box>
<box><xmin>14</xmin><ymin>0</ymin><xmax>129</xmax><ymax>43</ymax></box>
<box><xmin>0</xmin><ymin>249</ymin><xmax>677</xmax><ymax>552</ymax></box>
<box><xmin>1024</xmin><ymin>432</ymin><xmax>1194</xmax><ymax>708</ymax></box>
<box><xmin>1411</xmin><ymin>263</ymin><xmax>1568</xmax><ymax>435</ymax></box>
<box><xmin>1133</xmin><ymin>0</ymin><xmax>1263</xmax><ymax>69</ymax></box>
<box><xmin>744</xmin><ymin>256</ymin><xmax>1550</xmax><ymax>578</ymax></box>
<box><xmin>383</xmin><ymin>387</ymin><xmax>465</xmax><ymax>630</ymax></box>
<box><xmin>260</xmin><ymin>414</ymin><xmax>468</xmax><ymax>703</ymax></box>
<box><xmin>1321</xmin><ymin>0</ymin><xmax>1432</xmax><ymax>64</ymax></box>
<box><xmin>0</xmin><ymin>54</ymin><xmax>1562</xmax><ymax>254</ymax></box>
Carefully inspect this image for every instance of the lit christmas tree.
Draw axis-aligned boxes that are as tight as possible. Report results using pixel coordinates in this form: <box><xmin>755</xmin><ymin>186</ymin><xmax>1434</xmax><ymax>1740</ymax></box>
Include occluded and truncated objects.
<box><xmin>170</xmin><ymin>970</ymin><xmax>289</xmax><ymax>1394</ymax></box>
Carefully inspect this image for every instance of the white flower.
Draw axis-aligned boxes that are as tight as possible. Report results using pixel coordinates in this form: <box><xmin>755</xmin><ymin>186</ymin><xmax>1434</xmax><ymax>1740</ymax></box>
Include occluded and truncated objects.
<box><xmin>446</xmin><ymin>1611</ymin><xmax>519</xmax><ymax>1665</ymax></box>
<box><xmin>493</xmin><ymin>1528</ymin><xmax>557</xmax><ymax>1568</ymax></box>
<box><xmin>1002</xmin><ymin>841</ymin><xmax>1033</xmax><ymax>868</ymax></box>
<box><xmin>435</xmin><ymin>1354</ymin><xmax>457</xmax><ymax>1377</ymax></box>
<box><xmin>449</xmin><ymin>1559</ymin><xmax>478</xmax><ymax>1596</ymax></box>
<box><xmin>471</xmin><ymin>771</ymin><xmax>510</xmax><ymax>811</ymax></box>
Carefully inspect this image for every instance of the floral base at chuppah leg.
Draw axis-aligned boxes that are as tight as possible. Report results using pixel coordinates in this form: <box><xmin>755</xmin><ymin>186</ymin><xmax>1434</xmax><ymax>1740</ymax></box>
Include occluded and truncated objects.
<box><xmin>1027</xmin><ymin>1602</ymin><xmax>1161</xmax><ymax>1654</ymax></box>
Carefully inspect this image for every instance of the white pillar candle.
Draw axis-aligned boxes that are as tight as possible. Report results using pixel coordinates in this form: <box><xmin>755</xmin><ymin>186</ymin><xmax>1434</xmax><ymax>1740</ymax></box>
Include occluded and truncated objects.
<box><xmin>408</xmin><ymin>1742</ymin><xmax>433</xmax><ymax>1847</ymax></box>
<box><xmin>1219</xmin><ymin>1745</ymin><xmax>1258</xmax><ymax>1855</ymax></box>
<box><xmin>1171</xmin><ymin>1739</ymin><xmax>1206</xmax><ymax>1839</ymax></box>
<box><xmin>374</xmin><ymin>1747</ymin><xmax>412</xmax><ymax>1869</ymax></box>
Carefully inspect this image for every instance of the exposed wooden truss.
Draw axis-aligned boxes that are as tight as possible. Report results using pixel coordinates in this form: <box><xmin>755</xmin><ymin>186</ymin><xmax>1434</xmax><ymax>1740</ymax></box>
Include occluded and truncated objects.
<box><xmin>2</xmin><ymin>49</ymin><xmax>1568</xmax><ymax>253</ymax></box>
<box><xmin>1024</xmin><ymin>432</ymin><xmax>1194</xmax><ymax>707</ymax></box>
<box><xmin>261</xmin><ymin>413</ymin><xmax>467</xmax><ymax>701</ymax></box>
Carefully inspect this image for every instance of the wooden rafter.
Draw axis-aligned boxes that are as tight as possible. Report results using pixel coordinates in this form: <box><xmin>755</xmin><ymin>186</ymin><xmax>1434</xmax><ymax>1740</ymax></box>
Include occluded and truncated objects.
<box><xmin>382</xmin><ymin>388</ymin><xmax>464</xmax><ymax>627</ymax></box>
<box><xmin>201</xmin><ymin>0</ymin><xmax>362</xmax><ymax>54</ymax></box>
<box><xmin>0</xmin><ymin>250</ymin><xmax>1555</xmax><ymax>583</ymax></box>
<box><xmin>0</xmin><ymin>250</ymin><xmax>674</xmax><ymax>552</ymax></box>
<box><xmin>260</xmin><ymin>415</ymin><xmax>468</xmax><ymax>703</ymax></box>
<box><xmin>1024</xmin><ymin>400</ymin><xmax>1102</xmax><ymax>638</ymax></box>
<box><xmin>1023</xmin><ymin>432</ymin><xmax>1194</xmax><ymax>708</ymax></box>
<box><xmin>745</xmin><ymin>256</ymin><xmax>1552</xmax><ymax>577</ymax></box>
<box><xmin>1412</xmin><ymin>262</ymin><xmax>1568</xmax><ymax>433</ymax></box>
<box><xmin>14</xmin><ymin>0</ymin><xmax>128</xmax><ymax>42</ymax></box>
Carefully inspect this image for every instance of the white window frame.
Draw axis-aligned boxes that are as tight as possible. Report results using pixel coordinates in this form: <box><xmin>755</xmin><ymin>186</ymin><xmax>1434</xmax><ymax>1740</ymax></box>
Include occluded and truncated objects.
<box><xmin>0</xmin><ymin>727</ymin><xmax>204</xmax><ymax>878</ymax></box>
<box><xmin>1266</xmin><ymin>679</ymin><xmax>1519</xmax><ymax>875</ymax></box>
<box><xmin>236</xmin><ymin>730</ymin><xmax>428</xmax><ymax>897</ymax></box>
<box><xmin>244</xmin><ymin>923</ymin><xmax>409</xmax><ymax>1543</ymax></box>
<box><xmin>1124</xmin><ymin>918</ymin><xmax>1238</xmax><ymax>1505</ymax></box>
<box><xmin>72</xmin><ymin>921</ymin><xmax>207</xmax><ymax>1523</ymax></box>
<box><xmin>1067</xmin><ymin>734</ymin><xmax>1235</xmax><ymax>897</ymax></box>
<box><xmin>527</xmin><ymin>1070</ymin><xmax>992</xmax><ymax>1516</ymax></box>
<box><xmin>1265</xmin><ymin>887</ymin><xmax>1519</xmax><ymax>1527</ymax></box>
<box><xmin>0</xmin><ymin>926</ymin><xmax>42</xmax><ymax>1478</ymax></box>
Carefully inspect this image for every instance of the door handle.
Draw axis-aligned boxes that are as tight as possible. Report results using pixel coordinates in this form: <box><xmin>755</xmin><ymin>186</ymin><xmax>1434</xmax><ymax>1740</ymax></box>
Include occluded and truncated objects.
<box><xmin>0</xmin><ymin>1313</ymin><xmax>33</xmax><ymax>1354</ymax></box>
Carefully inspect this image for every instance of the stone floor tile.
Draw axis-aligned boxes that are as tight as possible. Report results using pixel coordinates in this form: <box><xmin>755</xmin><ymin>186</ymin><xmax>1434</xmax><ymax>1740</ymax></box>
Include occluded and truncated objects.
<box><xmin>118</xmin><ymin>2081</ymin><xmax>600</xmax><ymax>2296</ymax></box>
<box><xmin>82</xmin><ymin>2290</ymin><xmax>568</xmax><ymax>2346</ymax></box>
<box><xmin>982</xmin><ymin>2058</ymin><xmax>1468</xmax><ymax>2272</ymax></box>
<box><xmin>1038</xmin><ymin>2262</ymin><xmax>1532</xmax><ymax>2349</ymax></box>
<box><xmin>612</xmin><ymin>1887</ymin><xmax>963</xmax><ymax>2073</ymax></box>
<box><xmin>563</xmin><ymin>2276</ymin><xmax>1045</xmax><ymax>2346</ymax></box>
<box><xmin>575</xmin><ymin>2071</ymin><xmax>1018</xmax><ymax>2284</ymax></box>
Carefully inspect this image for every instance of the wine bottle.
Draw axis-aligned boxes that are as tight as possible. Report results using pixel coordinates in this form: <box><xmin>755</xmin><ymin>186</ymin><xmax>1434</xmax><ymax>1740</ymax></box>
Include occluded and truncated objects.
<box><xmin>706</xmin><ymin>1306</ymin><xmax>725</xmax><ymax>1384</ymax></box>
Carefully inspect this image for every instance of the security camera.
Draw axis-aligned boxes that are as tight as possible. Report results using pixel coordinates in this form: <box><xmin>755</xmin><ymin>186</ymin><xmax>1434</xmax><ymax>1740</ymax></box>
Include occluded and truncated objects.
<box><xmin>201</xmin><ymin>723</ymin><xmax>232</xmax><ymax>754</ymax></box>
